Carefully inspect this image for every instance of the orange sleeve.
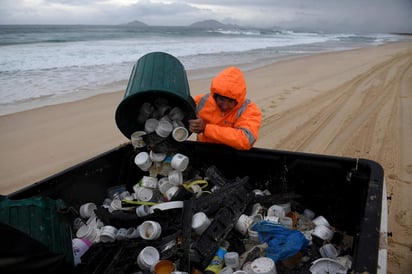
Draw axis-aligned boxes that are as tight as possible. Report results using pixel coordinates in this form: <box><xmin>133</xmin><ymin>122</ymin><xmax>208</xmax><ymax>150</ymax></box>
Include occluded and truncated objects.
<box><xmin>202</xmin><ymin>102</ymin><xmax>262</xmax><ymax>150</ymax></box>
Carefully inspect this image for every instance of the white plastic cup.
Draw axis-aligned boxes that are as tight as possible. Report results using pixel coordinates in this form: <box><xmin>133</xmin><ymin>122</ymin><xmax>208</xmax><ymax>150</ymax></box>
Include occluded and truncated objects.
<box><xmin>139</xmin><ymin>221</ymin><xmax>162</xmax><ymax>240</ymax></box>
<box><xmin>235</xmin><ymin>214</ymin><xmax>254</xmax><ymax>235</ymax></box>
<box><xmin>248</xmin><ymin>228</ymin><xmax>260</xmax><ymax>243</ymax></box>
<box><xmin>135</xmin><ymin>187</ymin><xmax>155</xmax><ymax>202</ymax></box>
<box><xmin>135</xmin><ymin>152</ymin><xmax>153</xmax><ymax>171</ymax></box>
<box><xmin>312</xmin><ymin>215</ymin><xmax>330</xmax><ymax>227</ymax></box>
<box><xmin>278</xmin><ymin>202</ymin><xmax>291</xmax><ymax>215</ymax></box>
<box><xmin>100</xmin><ymin>225</ymin><xmax>118</xmax><ymax>243</ymax></box>
<box><xmin>165</xmin><ymin>185</ymin><xmax>179</xmax><ymax>201</ymax></box>
<box><xmin>312</xmin><ymin>224</ymin><xmax>334</xmax><ymax>241</ymax></box>
<box><xmin>219</xmin><ymin>266</ymin><xmax>234</xmax><ymax>274</ymax></box>
<box><xmin>250</xmin><ymin>257</ymin><xmax>276</xmax><ymax>274</ymax></box>
<box><xmin>191</xmin><ymin>212</ymin><xmax>212</xmax><ymax>235</ymax></box>
<box><xmin>131</xmin><ymin>131</ymin><xmax>147</xmax><ymax>148</ymax></box>
<box><xmin>168</xmin><ymin>107</ymin><xmax>185</xmax><ymax>121</ymax></box>
<box><xmin>267</xmin><ymin>205</ymin><xmax>285</xmax><ymax>218</ymax></box>
<box><xmin>319</xmin><ymin>243</ymin><xmax>339</xmax><ymax>259</ymax></box>
<box><xmin>224</xmin><ymin>252</ymin><xmax>240</xmax><ymax>269</ymax></box>
<box><xmin>136</xmin><ymin>204</ymin><xmax>151</xmax><ymax>217</ymax></box>
<box><xmin>158</xmin><ymin>177</ymin><xmax>173</xmax><ymax>195</ymax></box>
<box><xmin>172</xmin><ymin>120</ymin><xmax>189</xmax><ymax>142</ymax></box>
<box><xmin>145</xmin><ymin>118</ymin><xmax>159</xmax><ymax>133</ymax></box>
<box><xmin>79</xmin><ymin>202</ymin><xmax>97</xmax><ymax>219</ymax></box>
<box><xmin>116</xmin><ymin>228</ymin><xmax>128</xmax><ymax>240</ymax></box>
<box><xmin>150</xmin><ymin>150</ymin><xmax>166</xmax><ymax>162</ymax></box>
<box><xmin>137</xmin><ymin>246</ymin><xmax>160</xmax><ymax>270</ymax></box>
<box><xmin>126</xmin><ymin>227</ymin><xmax>140</xmax><ymax>239</ymax></box>
<box><xmin>155</xmin><ymin>120</ymin><xmax>173</xmax><ymax>137</ymax></box>
<box><xmin>168</xmin><ymin>170</ymin><xmax>183</xmax><ymax>185</ymax></box>
<box><xmin>141</xmin><ymin>176</ymin><xmax>158</xmax><ymax>189</ymax></box>
<box><xmin>171</xmin><ymin>153</ymin><xmax>189</xmax><ymax>172</ymax></box>
<box><xmin>76</xmin><ymin>224</ymin><xmax>98</xmax><ymax>243</ymax></box>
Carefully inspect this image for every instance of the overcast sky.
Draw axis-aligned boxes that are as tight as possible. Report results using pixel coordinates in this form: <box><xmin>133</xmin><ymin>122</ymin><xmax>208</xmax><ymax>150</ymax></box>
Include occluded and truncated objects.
<box><xmin>1</xmin><ymin>0</ymin><xmax>411</xmax><ymax>33</ymax></box>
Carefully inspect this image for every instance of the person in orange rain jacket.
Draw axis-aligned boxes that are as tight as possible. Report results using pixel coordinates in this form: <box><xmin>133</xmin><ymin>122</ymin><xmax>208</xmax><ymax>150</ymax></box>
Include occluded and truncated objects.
<box><xmin>189</xmin><ymin>66</ymin><xmax>262</xmax><ymax>150</ymax></box>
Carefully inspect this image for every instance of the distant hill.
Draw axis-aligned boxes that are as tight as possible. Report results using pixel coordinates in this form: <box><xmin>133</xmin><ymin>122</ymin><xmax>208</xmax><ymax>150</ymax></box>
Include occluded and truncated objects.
<box><xmin>121</xmin><ymin>20</ymin><xmax>148</xmax><ymax>27</ymax></box>
<box><xmin>189</xmin><ymin>20</ymin><xmax>239</xmax><ymax>29</ymax></box>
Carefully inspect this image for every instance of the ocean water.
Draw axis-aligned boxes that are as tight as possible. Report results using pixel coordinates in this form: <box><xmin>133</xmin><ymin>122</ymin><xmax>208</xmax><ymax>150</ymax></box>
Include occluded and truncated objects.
<box><xmin>0</xmin><ymin>25</ymin><xmax>405</xmax><ymax>115</ymax></box>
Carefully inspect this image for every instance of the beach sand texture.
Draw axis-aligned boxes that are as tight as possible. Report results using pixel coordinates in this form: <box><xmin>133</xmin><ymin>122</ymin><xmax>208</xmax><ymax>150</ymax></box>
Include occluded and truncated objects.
<box><xmin>0</xmin><ymin>41</ymin><xmax>411</xmax><ymax>273</ymax></box>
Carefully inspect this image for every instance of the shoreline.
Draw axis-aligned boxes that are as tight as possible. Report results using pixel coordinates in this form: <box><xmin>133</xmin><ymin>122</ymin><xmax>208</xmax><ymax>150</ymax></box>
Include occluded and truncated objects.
<box><xmin>0</xmin><ymin>40</ymin><xmax>411</xmax><ymax>273</ymax></box>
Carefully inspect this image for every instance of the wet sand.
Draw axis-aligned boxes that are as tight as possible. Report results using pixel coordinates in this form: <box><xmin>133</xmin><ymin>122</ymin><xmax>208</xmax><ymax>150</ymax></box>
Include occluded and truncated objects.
<box><xmin>0</xmin><ymin>41</ymin><xmax>411</xmax><ymax>273</ymax></box>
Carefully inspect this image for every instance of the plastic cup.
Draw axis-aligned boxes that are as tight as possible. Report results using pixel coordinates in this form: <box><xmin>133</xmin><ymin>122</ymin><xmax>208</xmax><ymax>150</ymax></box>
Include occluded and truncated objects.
<box><xmin>235</xmin><ymin>214</ymin><xmax>253</xmax><ymax>235</ymax></box>
<box><xmin>267</xmin><ymin>205</ymin><xmax>285</xmax><ymax>218</ymax></box>
<box><xmin>139</xmin><ymin>221</ymin><xmax>162</xmax><ymax>240</ymax></box>
<box><xmin>136</xmin><ymin>204</ymin><xmax>151</xmax><ymax>217</ymax></box>
<box><xmin>168</xmin><ymin>170</ymin><xmax>183</xmax><ymax>185</ymax></box>
<box><xmin>165</xmin><ymin>186</ymin><xmax>179</xmax><ymax>201</ymax></box>
<box><xmin>319</xmin><ymin>243</ymin><xmax>339</xmax><ymax>259</ymax></box>
<box><xmin>145</xmin><ymin>118</ymin><xmax>159</xmax><ymax>133</ymax></box>
<box><xmin>100</xmin><ymin>225</ymin><xmax>118</xmax><ymax>243</ymax></box>
<box><xmin>191</xmin><ymin>212</ymin><xmax>212</xmax><ymax>235</ymax></box>
<box><xmin>142</xmin><ymin>176</ymin><xmax>158</xmax><ymax>189</ymax></box>
<box><xmin>158</xmin><ymin>177</ymin><xmax>173</xmax><ymax>195</ymax></box>
<box><xmin>171</xmin><ymin>153</ymin><xmax>189</xmax><ymax>171</ymax></box>
<box><xmin>135</xmin><ymin>187</ymin><xmax>155</xmax><ymax>202</ymax></box>
<box><xmin>79</xmin><ymin>202</ymin><xmax>97</xmax><ymax>219</ymax></box>
<box><xmin>312</xmin><ymin>224</ymin><xmax>334</xmax><ymax>241</ymax></box>
<box><xmin>126</xmin><ymin>227</ymin><xmax>140</xmax><ymax>239</ymax></box>
<box><xmin>168</xmin><ymin>107</ymin><xmax>184</xmax><ymax>121</ymax></box>
<box><xmin>116</xmin><ymin>228</ymin><xmax>128</xmax><ymax>240</ymax></box>
<box><xmin>150</xmin><ymin>150</ymin><xmax>167</xmax><ymax>162</ymax></box>
<box><xmin>250</xmin><ymin>257</ymin><xmax>276</xmax><ymax>274</ymax></box>
<box><xmin>224</xmin><ymin>252</ymin><xmax>240</xmax><ymax>269</ymax></box>
<box><xmin>131</xmin><ymin>131</ymin><xmax>147</xmax><ymax>148</ymax></box>
<box><xmin>137</xmin><ymin>246</ymin><xmax>160</xmax><ymax>270</ymax></box>
<box><xmin>156</xmin><ymin>120</ymin><xmax>173</xmax><ymax>137</ymax></box>
<box><xmin>172</xmin><ymin>127</ymin><xmax>189</xmax><ymax>142</ymax></box>
<box><xmin>312</xmin><ymin>215</ymin><xmax>330</xmax><ymax>227</ymax></box>
<box><xmin>279</xmin><ymin>216</ymin><xmax>293</xmax><ymax>229</ymax></box>
<box><xmin>135</xmin><ymin>152</ymin><xmax>153</xmax><ymax>171</ymax></box>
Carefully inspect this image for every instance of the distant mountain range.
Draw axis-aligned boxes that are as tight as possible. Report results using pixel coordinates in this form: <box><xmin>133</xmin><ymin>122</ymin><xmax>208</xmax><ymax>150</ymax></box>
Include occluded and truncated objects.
<box><xmin>122</xmin><ymin>19</ymin><xmax>242</xmax><ymax>29</ymax></box>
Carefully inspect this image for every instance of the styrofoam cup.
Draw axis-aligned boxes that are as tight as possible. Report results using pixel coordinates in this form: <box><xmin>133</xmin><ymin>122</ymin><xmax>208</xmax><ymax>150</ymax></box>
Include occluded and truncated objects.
<box><xmin>158</xmin><ymin>177</ymin><xmax>173</xmax><ymax>195</ymax></box>
<box><xmin>171</xmin><ymin>153</ymin><xmax>189</xmax><ymax>171</ymax></box>
<box><xmin>139</xmin><ymin>221</ymin><xmax>162</xmax><ymax>240</ymax></box>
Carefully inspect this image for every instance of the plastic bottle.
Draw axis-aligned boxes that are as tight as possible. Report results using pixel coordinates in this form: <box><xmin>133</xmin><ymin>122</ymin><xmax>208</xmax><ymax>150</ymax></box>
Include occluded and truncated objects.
<box><xmin>204</xmin><ymin>241</ymin><xmax>230</xmax><ymax>274</ymax></box>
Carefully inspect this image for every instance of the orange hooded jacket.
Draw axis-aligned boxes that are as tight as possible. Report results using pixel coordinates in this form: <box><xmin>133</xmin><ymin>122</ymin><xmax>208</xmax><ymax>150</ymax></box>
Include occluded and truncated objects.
<box><xmin>193</xmin><ymin>67</ymin><xmax>262</xmax><ymax>150</ymax></box>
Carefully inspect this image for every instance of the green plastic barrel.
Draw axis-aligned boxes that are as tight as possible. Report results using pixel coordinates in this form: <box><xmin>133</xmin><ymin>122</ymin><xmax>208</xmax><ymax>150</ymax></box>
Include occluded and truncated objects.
<box><xmin>115</xmin><ymin>52</ymin><xmax>196</xmax><ymax>139</ymax></box>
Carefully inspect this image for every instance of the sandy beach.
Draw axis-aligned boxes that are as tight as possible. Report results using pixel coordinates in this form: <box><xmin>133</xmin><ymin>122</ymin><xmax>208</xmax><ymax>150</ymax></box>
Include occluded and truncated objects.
<box><xmin>1</xmin><ymin>41</ymin><xmax>411</xmax><ymax>273</ymax></box>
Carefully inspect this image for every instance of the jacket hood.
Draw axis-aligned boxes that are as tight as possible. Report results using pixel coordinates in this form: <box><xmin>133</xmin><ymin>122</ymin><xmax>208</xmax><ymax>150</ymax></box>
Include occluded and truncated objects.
<box><xmin>210</xmin><ymin>67</ymin><xmax>246</xmax><ymax>105</ymax></box>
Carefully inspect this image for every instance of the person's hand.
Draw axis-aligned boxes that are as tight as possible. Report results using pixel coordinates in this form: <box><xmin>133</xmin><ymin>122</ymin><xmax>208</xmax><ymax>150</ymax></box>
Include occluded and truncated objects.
<box><xmin>189</xmin><ymin>117</ymin><xmax>206</xmax><ymax>133</ymax></box>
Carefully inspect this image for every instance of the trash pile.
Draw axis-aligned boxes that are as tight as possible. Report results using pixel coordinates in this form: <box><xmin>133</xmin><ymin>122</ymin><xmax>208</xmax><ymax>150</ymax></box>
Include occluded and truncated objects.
<box><xmin>71</xmin><ymin>100</ymin><xmax>354</xmax><ymax>274</ymax></box>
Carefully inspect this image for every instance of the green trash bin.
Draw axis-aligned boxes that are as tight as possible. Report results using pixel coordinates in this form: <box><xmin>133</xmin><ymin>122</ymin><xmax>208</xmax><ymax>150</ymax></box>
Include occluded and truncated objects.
<box><xmin>115</xmin><ymin>52</ymin><xmax>196</xmax><ymax>139</ymax></box>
